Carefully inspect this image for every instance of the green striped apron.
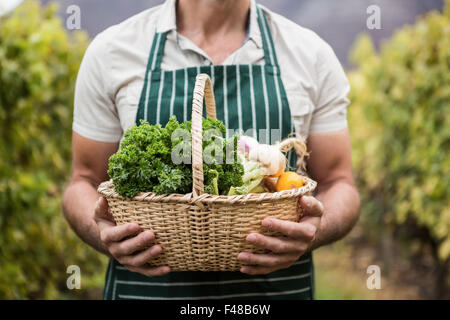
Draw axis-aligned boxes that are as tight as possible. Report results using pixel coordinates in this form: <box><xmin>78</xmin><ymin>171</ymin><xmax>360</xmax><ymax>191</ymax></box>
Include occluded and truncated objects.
<box><xmin>103</xmin><ymin>5</ymin><xmax>314</xmax><ymax>300</ymax></box>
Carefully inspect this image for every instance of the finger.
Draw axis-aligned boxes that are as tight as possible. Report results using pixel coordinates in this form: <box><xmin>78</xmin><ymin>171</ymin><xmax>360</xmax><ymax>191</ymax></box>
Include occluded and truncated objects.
<box><xmin>237</xmin><ymin>251</ymin><xmax>298</xmax><ymax>268</ymax></box>
<box><xmin>94</xmin><ymin>196</ymin><xmax>113</xmax><ymax>220</ymax></box>
<box><xmin>100</xmin><ymin>223</ymin><xmax>140</xmax><ymax>244</ymax></box>
<box><xmin>94</xmin><ymin>197</ymin><xmax>116</xmax><ymax>230</ymax></box>
<box><xmin>126</xmin><ymin>265</ymin><xmax>171</xmax><ymax>277</ymax></box>
<box><xmin>299</xmin><ymin>196</ymin><xmax>324</xmax><ymax>217</ymax></box>
<box><xmin>299</xmin><ymin>214</ymin><xmax>321</xmax><ymax>228</ymax></box>
<box><xmin>120</xmin><ymin>245</ymin><xmax>163</xmax><ymax>267</ymax></box>
<box><xmin>109</xmin><ymin>230</ymin><xmax>155</xmax><ymax>256</ymax></box>
<box><xmin>246</xmin><ymin>233</ymin><xmax>308</xmax><ymax>254</ymax></box>
<box><xmin>262</xmin><ymin>218</ymin><xmax>317</xmax><ymax>241</ymax></box>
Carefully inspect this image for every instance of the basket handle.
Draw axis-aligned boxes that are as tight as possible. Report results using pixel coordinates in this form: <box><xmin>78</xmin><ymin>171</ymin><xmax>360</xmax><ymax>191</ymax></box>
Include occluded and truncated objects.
<box><xmin>191</xmin><ymin>74</ymin><xmax>217</xmax><ymax>197</ymax></box>
<box><xmin>277</xmin><ymin>136</ymin><xmax>309</xmax><ymax>172</ymax></box>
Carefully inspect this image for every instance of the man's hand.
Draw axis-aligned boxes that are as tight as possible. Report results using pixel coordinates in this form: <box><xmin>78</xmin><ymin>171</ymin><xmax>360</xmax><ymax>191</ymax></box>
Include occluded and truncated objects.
<box><xmin>94</xmin><ymin>196</ymin><xmax>171</xmax><ymax>277</ymax></box>
<box><xmin>63</xmin><ymin>133</ymin><xmax>171</xmax><ymax>277</ymax></box>
<box><xmin>238</xmin><ymin>195</ymin><xmax>323</xmax><ymax>275</ymax></box>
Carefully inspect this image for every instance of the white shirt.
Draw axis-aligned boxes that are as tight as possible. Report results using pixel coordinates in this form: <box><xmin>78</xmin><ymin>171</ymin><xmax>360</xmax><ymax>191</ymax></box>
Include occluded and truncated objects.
<box><xmin>73</xmin><ymin>0</ymin><xmax>350</xmax><ymax>143</ymax></box>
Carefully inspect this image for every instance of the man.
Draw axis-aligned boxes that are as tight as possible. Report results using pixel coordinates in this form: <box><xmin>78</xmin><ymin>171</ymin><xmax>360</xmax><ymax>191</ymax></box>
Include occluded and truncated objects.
<box><xmin>63</xmin><ymin>0</ymin><xmax>360</xmax><ymax>300</ymax></box>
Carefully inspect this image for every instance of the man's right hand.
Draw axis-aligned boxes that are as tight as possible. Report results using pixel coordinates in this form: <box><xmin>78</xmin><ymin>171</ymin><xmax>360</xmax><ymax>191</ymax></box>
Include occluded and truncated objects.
<box><xmin>94</xmin><ymin>196</ymin><xmax>171</xmax><ymax>277</ymax></box>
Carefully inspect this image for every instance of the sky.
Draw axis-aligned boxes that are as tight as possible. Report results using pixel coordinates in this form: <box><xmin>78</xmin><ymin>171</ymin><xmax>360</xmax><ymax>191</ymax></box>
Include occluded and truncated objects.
<box><xmin>0</xmin><ymin>0</ymin><xmax>24</xmax><ymax>16</ymax></box>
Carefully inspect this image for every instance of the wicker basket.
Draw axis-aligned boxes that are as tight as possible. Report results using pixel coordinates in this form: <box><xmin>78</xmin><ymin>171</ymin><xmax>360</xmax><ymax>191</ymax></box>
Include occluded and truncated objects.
<box><xmin>98</xmin><ymin>74</ymin><xmax>317</xmax><ymax>271</ymax></box>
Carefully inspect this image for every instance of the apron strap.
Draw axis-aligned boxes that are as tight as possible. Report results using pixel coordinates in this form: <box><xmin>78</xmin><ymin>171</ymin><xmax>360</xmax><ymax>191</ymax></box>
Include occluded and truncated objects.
<box><xmin>150</xmin><ymin>32</ymin><xmax>167</xmax><ymax>72</ymax></box>
<box><xmin>138</xmin><ymin>32</ymin><xmax>167</xmax><ymax>114</ymax></box>
<box><xmin>256</xmin><ymin>5</ymin><xmax>281</xmax><ymax>71</ymax></box>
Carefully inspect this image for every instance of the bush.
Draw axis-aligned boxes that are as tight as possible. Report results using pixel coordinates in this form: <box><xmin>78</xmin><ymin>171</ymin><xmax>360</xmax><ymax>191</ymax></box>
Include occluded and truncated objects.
<box><xmin>349</xmin><ymin>0</ymin><xmax>449</xmax><ymax>296</ymax></box>
<box><xmin>0</xmin><ymin>0</ymin><xmax>107</xmax><ymax>299</ymax></box>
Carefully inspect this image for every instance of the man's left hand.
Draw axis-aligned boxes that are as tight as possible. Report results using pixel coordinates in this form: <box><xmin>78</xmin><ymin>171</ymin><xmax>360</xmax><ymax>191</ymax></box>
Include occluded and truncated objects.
<box><xmin>238</xmin><ymin>195</ymin><xmax>324</xmax><ymax>275</ymax></box>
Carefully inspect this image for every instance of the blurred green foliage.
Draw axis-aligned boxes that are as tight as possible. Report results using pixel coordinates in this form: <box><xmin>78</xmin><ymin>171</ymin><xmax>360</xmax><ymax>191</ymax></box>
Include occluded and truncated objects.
<box><xmin>349</xmin><ymin>0</ymin><xmax>450</xmax><ymax>263</ymax></box>
<box><xmin>0</xmin><ymin>0</ymin><xmax>107</xmax><ymax>299</ymax></box>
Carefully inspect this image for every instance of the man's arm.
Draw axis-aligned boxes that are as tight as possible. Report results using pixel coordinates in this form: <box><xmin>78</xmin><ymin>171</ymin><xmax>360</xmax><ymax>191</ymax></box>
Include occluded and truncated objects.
<box><xmin>62</xmin><ymin>132</ymin><xmax>170</xmax><ymax>276</ymax></box>
<box><xmin>62</xmin><ymin>132</ymin><xmax>119</xmax><ymax>254</ymax></box>
<box><xmin>307</xmin><ymin>128</ymin><xmax>360</xmax><ymax>249</ymax></box>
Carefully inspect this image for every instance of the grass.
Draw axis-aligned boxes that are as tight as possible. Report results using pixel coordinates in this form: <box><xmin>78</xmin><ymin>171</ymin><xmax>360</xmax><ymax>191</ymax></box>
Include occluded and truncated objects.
<box><xmin>313</xmin><ymin>224</ymin><xmax>426</xmax><ymax>300</ymax></box>
<box><xmin>314</xmin><ymin>243</ymin><xmax>377</xmax><ymax>300</ymax></box>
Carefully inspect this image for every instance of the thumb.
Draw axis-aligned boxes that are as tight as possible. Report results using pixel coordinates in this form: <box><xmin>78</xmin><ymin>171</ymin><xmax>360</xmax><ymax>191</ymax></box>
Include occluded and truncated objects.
<box><xmin>299</xmin><ymin>196</ymin><xmax>324</xmax><ymax>217</ymax></box>
<box><xmin>94</xmin><ymin>196</ymin><xmax>113</xmax><ymax>221</ymax></box>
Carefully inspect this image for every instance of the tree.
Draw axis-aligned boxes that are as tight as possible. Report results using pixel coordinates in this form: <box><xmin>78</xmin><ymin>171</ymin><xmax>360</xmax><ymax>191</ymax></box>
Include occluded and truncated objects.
<box><xmin>349</xmin><ymin>0</ymin><xmax>450</xmax><ymax>298</ymax></box>
<box><xmin>0</xmin><ymin>0</ymin><xmax>106</xmax><ymax>299</ymax></box>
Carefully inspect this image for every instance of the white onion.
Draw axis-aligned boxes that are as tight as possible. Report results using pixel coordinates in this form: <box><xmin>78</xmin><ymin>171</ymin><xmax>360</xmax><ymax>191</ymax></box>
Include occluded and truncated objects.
<box><xmin>240</xmin><ymin>136</ymin><xmax>286</xmax><ymax>176</ymax></box>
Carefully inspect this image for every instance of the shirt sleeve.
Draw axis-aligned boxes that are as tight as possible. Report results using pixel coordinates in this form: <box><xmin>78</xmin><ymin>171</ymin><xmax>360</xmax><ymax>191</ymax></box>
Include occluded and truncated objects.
<box><xmin>73</xmin><ymin>31</ymin><xmax>123</xmax><ymax>143</ymax></box>
<box><xmin>310</xmin><ymin>41</ymin><xmax>350</xmax><ymax>134</ymax></box>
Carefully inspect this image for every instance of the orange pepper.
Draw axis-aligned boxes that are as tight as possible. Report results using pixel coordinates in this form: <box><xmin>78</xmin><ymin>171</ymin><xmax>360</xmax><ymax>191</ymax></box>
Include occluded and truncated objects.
<box><xmin>276</xmin><ymin>171</ymin><xmax>304</xmax><ymax>191</ymax></box>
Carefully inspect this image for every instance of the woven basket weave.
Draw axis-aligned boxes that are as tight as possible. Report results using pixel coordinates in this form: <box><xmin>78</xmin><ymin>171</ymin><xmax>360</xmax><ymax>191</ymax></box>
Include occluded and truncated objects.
<box><xmin>98</xmin><ymin>74</ymin><xmax>317</xmax><ymax>271</ymax></box>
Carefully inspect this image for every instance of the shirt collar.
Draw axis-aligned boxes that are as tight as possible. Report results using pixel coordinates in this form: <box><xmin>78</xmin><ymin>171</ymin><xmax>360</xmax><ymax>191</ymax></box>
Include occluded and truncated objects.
<box><xmin>156</xmin><ymin>0</ymin><xmax>177</xmax><ymax>33</ymax></box>
<box><xmin>247</xmin><ymin>0</ymin><xmax>263</xmax><ymax>48</ymax></box>
<box><xmin>156</xmin><ymin>0</ymin><xmax>263</xmax><ymax>49</ymax></box>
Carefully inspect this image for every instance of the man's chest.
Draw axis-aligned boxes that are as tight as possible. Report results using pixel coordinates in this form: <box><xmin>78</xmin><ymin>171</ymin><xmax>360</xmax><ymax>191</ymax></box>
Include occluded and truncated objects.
<box><xmin>111</xmin><ymin>34</ymin><xmax>315</xmax><ymax>140</ymax></box>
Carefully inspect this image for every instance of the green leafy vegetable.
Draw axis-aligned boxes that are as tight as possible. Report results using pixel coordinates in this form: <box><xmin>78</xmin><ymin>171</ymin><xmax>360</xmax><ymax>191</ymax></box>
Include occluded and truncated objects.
<box><xmin>108</xmin><ymin>116</ymin><xmax>244</xmax><ymax>198</ymax></box>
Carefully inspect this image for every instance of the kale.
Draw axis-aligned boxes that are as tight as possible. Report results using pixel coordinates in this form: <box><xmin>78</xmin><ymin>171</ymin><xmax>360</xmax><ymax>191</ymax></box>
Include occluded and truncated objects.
<box><xmin>108</xmin><ymin>116</ymin><xmax>244</xmax><ymax>198</ymax></box>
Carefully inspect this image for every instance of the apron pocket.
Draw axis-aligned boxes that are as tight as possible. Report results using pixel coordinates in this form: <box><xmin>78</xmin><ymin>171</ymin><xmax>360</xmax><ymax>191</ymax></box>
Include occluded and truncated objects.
<box><xmin>119</xmin><ymin>83</ymin><xmax>142</xmax><ymax>134</ymax></box>
<box><xmin>289</xmin><ymin>96</ymin><xmax>313</xmax><ymax>139</ymax></box>
<box><xmin>126</xmin><ymin>83</ymin><xmax>142</xmax><ymax>106</ymax></box>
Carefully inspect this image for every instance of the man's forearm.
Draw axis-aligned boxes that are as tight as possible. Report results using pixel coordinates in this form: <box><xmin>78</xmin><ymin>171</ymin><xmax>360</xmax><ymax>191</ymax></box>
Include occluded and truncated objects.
<box><xmin>62</xmin><ymin>179</ymin><xmax>108</xmax><ymax>254</ymax></box>
<box><xmin>310</xmin><ymin>179</ymin><xmax>360</xmax><ymax>250</ymax></box>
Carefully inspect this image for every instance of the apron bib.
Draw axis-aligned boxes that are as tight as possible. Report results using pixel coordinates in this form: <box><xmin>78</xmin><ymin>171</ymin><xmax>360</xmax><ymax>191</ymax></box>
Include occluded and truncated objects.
<box><xmin>104</xmin><ymin>5</ymin><xmax>314</xmax><ymax>300</ymax></box>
